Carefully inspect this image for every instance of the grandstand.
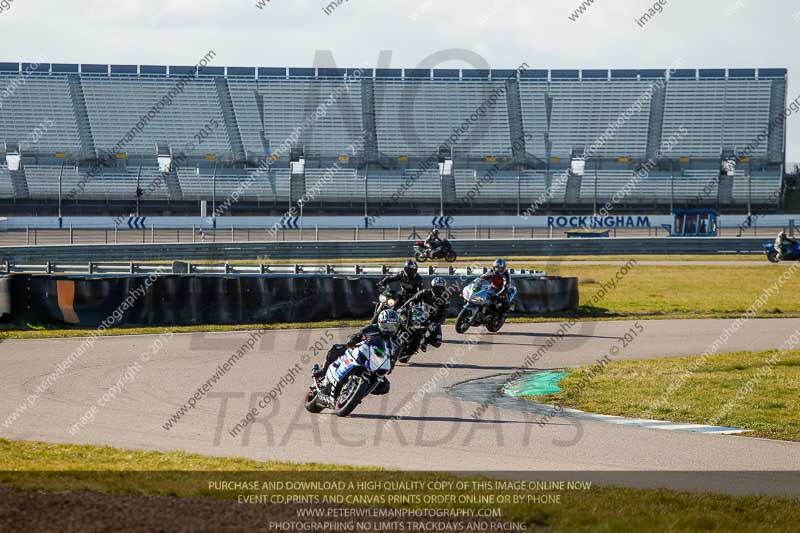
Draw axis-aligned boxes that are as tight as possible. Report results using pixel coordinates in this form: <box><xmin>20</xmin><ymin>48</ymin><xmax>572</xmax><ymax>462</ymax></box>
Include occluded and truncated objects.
<box><xmin>0</xmin><ymin>63</ymin><xmax>788</xmax><ymax>215</ymax></box>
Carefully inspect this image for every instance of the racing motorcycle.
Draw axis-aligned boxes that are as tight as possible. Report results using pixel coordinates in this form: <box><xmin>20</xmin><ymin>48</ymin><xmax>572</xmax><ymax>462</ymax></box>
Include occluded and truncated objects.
<box><xmin>455</xmin><ymin>277</ymin><xmax>517</xmax><ymax>334</ymax></box>
<box><xmin>392</xmin><ymin>304</ymin><xmax>433</xmax><ymax>364</ymax></box>
<box><xmin>413</xmin><ymin>241</ymin><xmax>457</xmax><ymax>263</ymax></box>
<box><xmin>304</xmin><ymin>337</ymin><xmax>392</xmax><ymax>417</ymax></box>
<box><xmin>763</xmin><ymin>241</ymin><xmax>800</xmax><ymax>263</ymax></box>
<box><xmin>372</xmin><ymin>287</ymin><xmax>400</xmax><ymax>323</ymax></box>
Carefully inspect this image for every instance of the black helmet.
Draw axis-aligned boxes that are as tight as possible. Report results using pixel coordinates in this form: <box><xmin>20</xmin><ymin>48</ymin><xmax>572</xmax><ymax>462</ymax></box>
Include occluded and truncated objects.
<box><xmin>493</xmin><ymin>258</ymin><xmax>507</xmax><ymax>274</ymax></box>
<box><xmin>431</xmin><ymin>228</ymin><xmax>439</xmax><ymax>236</ymax></box>
<box><xmin>431</xmin><ymin>276</ymin><xmax>447</xmax><ymax>298</ymax></box>
<box><xmin>404</xmin><ymin>260</ymin><xmax>418</xmax><ymax>277</ymax></box>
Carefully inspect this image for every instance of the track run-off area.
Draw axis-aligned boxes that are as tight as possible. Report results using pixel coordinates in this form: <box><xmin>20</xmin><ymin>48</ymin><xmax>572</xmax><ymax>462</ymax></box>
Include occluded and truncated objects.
<box><xmin>1</xmin><ymin>318</ymin><xmax>799</xmax><ymax>495</ymax></box>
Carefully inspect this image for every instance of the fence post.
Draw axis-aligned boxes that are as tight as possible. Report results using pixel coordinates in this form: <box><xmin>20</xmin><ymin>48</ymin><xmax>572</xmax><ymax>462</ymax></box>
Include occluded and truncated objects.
<box><xmin>474</xmin><ymin>225</ymin><xmax>478</xmax><ymax>239</ymax></box>
<box><xmin>316</xmin><ymin>225</ymin><xmax>319</xmax><ymax>241</ymax></box>
<box><xmin>26</xmin><ymin>225</ymin><xmax>30</xmax><ymax>245</ymax></box>
<box><xmin>192</xmin><ymin>224</ymin><xmax>196</xmax><ymax>243</ymax></box>
<box><xmin>512</xmin><ymin>225</ymin><xmax>516</xmax><ymax>240</ymax></box>
<box><xmin>115</xmin><ymin>224</ymin><xmax>119</xmax><ymax>244</ymax></box>
<box><xmin>69</xmin><ymin>225</ymin><xmax>74</xmax><ymax>245</ymax></box>
<box><xmin>397</xmin><ymin>225</ymin><xmax>401</xmax><ymax>240</ymax></box>
<box><xmin>151</xmin><ymin>225</ymin><xmax>155</xmax><ymax>243</ymax></box>
<box><xmin>231</xmin><ymin>226</ymin><xmax>235</xmax><ymax>243</ymax></box>
<box><xmin>355</xmin><ymin>227</ymin><xmax>359</xmax><ymax>241</ymax></box>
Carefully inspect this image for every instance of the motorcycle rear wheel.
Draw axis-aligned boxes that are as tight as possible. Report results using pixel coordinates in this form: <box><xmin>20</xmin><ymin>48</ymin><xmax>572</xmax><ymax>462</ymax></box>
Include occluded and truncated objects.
<box><xmin>415</xmin><ymin>252</ymin><xmax>428</xmax><ymax>262</ymax></box>
<box><xmin>333</xmin><ymin>375</ymin><xmax>370</xmax><ymax>417</ymax></box>
<box><xmin>486</xmin><ymin>313</ymin><xmax>506</xmax><ymax>333</ymax></box>
<box><xmin>455</xmin><ymin>308</ymin><xmax>472</xmax><ymax>334</ymax></box>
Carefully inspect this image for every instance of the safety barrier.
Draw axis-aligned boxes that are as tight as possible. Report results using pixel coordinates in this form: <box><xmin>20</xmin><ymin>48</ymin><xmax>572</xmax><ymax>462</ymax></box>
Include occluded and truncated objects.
<box><xmin>0</xmin><ymin>237</ymin><xmax>767</xmax><ymax>263</ymax></box>
<box><xmin>3</xmin><ymin>273</ymin><xmax>578</xmax><ymax>327</ymax></box>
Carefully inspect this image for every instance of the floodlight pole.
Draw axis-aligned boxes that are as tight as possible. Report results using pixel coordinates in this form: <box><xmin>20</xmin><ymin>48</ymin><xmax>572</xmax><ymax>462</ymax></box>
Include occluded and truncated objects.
<box><xmin>593</xmin><ymin>160</ymin><xmax>598</xmax><ymax>216</ymax></box>
<box><xmin>135</xmin><ymin>163</ymin><xmax>142</xmax><ymax>217</ymax></box>
<box><xmin>57</xmin><ymin>160</ymin><xmax>65</xmax><ymax>219</ymax></box>
<box><xmin>670</xmin><ymin>160</ymin><xmax>674</xmax><ymax>214</ymax></box>
<box><xmin>212</xmin><ymin>159</ymin><xmax>218</xmax><ymax>217</ymax></box>
<box><xmin>363</xmin><ymin>164</ymin><xmax>369</xmax><ymax>220</ymax></box>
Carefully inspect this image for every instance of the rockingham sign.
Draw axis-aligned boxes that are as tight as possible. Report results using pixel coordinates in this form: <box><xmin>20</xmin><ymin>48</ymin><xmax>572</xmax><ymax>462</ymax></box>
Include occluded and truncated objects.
<box><xmin>546</xmin><ymin>215</ymin><xmax>665</xmax><ymax>229</ymax></box>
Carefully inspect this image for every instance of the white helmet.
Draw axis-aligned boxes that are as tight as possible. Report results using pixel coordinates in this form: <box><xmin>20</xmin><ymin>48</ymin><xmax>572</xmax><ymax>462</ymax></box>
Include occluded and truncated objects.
<box><xmin>378</xmin><ymin>309</ymin><xmax>400</xmax><ymax>334</ymax></box>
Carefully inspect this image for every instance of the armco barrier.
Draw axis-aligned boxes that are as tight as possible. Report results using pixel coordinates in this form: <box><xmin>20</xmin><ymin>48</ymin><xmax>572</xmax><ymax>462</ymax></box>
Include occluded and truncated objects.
<box><xmin>6</xmin><ymin>274</ymin><xmax>578</xmax><ymax>327</ymax></box>
<box><xmin>0</xmin><ymin>237</ymin><xmax>767</xmax><ymax>263</ymax></box>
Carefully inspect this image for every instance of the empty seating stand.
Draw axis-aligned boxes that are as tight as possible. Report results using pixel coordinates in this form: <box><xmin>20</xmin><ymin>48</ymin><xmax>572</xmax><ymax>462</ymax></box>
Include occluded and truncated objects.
<box><xmin>0</xmin><ymin>63</ymin><xmax>787</xmax><ymax>209</ymax></box>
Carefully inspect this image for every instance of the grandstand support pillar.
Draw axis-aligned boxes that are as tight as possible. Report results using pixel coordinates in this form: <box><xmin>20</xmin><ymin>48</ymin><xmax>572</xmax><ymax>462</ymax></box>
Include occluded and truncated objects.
<box><xmin>516</xmin><ymin>174</ymin><xmax>521</xmax><ymax>216</ymax></box>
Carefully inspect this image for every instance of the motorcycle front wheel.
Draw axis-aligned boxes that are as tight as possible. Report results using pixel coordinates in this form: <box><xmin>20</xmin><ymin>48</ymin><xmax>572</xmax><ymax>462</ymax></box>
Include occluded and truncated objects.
<box><xmin>455</xmin><ymin>308</ymin><xmax>473</xmax><ymax>334</ymax></box>
<box><xmin>304</xmin><ymin>388</ymin><xmax>324</xmax><ymax>413</ymax></box>
<box><xmin>445</xmin><ymin>250</ymin><xmax>457</xmax><ymax>263</ymax></box>
<box><xmin>766</xmin><ymin>252</ymin><xmax>780</xmax><ymax>263</ymax></box>
<box><xmin>333</xmin><ymin>375</ymin><xmax>370</xmax><ymax>417</ymax></box>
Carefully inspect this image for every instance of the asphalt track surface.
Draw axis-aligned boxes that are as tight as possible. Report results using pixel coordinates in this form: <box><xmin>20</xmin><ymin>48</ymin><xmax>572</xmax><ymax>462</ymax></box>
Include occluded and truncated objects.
<box><xmin>2</xmin><ymin>319</ymin><xmax>799</xmax><ymax>495</ymax></box>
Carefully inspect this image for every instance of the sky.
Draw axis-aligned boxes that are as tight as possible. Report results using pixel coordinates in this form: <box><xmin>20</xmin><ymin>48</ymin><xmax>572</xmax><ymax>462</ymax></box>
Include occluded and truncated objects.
<box><xmin>1</xmin><ymin>0</ymin><xmax>798</xmax><ymax>162</ymax></box>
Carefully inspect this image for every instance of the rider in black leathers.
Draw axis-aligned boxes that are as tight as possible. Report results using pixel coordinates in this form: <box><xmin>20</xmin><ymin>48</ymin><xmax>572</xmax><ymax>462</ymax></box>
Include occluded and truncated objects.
<box><xmin>400</xmin><ymin>277</ymin><xmax>450</xmax><ymax>352</ymax></box>
<box><xmin>425</xmin><ymin>228</ymin><xmax>447</xmax><ymax>258</ymax></box>
<box><xmin>379</xmin><ymin>260</ymin><xmax>423</xmax><ymax>306</ymax></box>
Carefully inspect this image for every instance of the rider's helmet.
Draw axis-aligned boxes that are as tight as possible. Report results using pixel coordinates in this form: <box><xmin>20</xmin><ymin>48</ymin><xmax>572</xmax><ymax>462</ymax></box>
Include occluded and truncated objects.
<box><xmin>377</xmin><ymin>309</ymin><xmax>400</xmax><ymax>334</ymax></box>
<box><xmin>431</xmin><ymin>228</ymin><xmax>440</xmax><ymax>237</ymax></box>
<box><xmin>779</xmin><ymin>230</ymin><xmax>787</xmax><ymax>239</ymax></box>
<box><xmin>403</xmin><ymin>259</ymin><xmax>418</xmax><ymax>277</ymax></box>
<box><xmin>431</xmin><ymin>276</ymin><xmax>447</xmax><ymax>298</ymax></box>
<box><xmin>493</xmin><ymin>258</ymin><xmax>507</xmax><ymax>274</ymax></box>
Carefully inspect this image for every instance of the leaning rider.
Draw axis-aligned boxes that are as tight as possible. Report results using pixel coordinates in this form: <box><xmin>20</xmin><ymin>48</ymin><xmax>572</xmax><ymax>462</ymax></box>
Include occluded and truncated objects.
<box><xmin>776</xmin><ymin>231</ymin><xmax>798</xmax><ymax>260</ymax></box>
<box><xmin>379</xmin><ymin>260</ymin><xmax>423</xmax><ymax>306</ymax></box>
<box><xmin>481</xmin><ymin>258</ymin><xmax>511</xmax><ymax>310</ymax></box>
<box><xmin>400</xmin><ymin>277</ymin><xmax>450</xmax><ymax>352</ymax></box>
<box><xmin>313</xmin><ymin>309</ymin><xmax>400</xmax><ymax>379</ymax></box>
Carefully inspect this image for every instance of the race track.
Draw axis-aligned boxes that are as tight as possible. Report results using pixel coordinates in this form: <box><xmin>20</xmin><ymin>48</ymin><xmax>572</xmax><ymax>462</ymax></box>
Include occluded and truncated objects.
<box><xmin>2</xmin><ymin>319</ymin><xmax>799</xmax><ymax>495</ymax></box>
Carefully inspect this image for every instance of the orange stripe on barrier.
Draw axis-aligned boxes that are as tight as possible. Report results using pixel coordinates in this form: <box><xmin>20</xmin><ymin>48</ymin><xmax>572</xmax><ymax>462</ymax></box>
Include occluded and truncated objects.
<box><xmin>56</xmin><ymin>280</ymin><xmax>80</xmax><ymax>325</ymax></box>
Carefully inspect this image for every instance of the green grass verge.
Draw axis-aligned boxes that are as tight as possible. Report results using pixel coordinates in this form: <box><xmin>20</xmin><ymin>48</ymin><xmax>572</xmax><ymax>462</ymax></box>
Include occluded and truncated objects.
<box><xmin>532</xmin><ymin>349</ymin><xmax>800</xmax><ymax>442</ymax></box>
<box><xmin>1</xmin><ymin>439</ymin><xmax>798</xmax><ymax>531</ymax></box>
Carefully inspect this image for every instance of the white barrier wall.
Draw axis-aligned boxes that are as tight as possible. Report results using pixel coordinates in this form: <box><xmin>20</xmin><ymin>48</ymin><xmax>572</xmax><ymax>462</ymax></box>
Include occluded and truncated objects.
<box><xmin>1</xmin><ymin>214</ymin><xmax>797</xmax><ymax>231</ymax></box>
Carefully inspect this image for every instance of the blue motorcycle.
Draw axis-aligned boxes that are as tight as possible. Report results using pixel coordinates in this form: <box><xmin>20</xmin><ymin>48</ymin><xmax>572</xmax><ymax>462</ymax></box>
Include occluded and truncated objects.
<box><xmin>763</xmin><ymin>241</ymin><xmax>800</xmax><ymax>263</ymax></box>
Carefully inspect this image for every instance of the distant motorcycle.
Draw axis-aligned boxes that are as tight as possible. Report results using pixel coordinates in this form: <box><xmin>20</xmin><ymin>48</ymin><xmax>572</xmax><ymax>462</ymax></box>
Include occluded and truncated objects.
<box><xmin>455</xmin><ymin>277</ymin><xmax>517</xmax><ymax>334</ymax></box>
<box><xmin>393</xmin><ymin>304</ymin><xmax>433</xmax><ymax>364</ymax></box>
<box><xmin>763</xmin><ymin>242</ymin><xmax>800</xmax><ymax>263</ymax></box>
<box><xmin>414</xmin><ymin>241</ymin><xmax>457</xmax><ymax>263</ymax></box>
<box><xmin>304</xmin><ymin>337</ymin><xmax>392</xmax><ymax>417</ymax></box>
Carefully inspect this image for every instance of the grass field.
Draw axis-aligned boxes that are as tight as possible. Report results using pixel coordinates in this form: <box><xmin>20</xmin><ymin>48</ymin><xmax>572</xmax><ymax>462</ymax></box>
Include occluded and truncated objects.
<box><xmin>531</xmin><ymin>349</ymin><xmax>800</xmax><ymax>442</ymax></box>
<box><xmin>1</xmin><ymin>261</ymin><xmax>798</xmax><ymax>339</ymax></box>
<box><xmin>1</xmin><ymin>439</ymin><xmax>798</xmax><ymax>531</ymax></box>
